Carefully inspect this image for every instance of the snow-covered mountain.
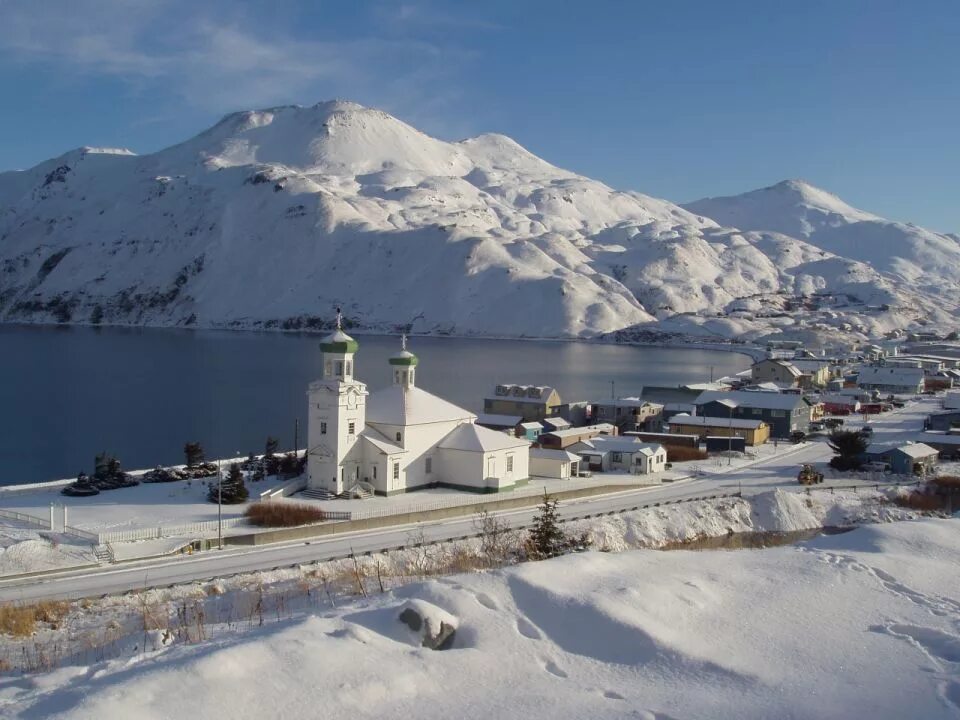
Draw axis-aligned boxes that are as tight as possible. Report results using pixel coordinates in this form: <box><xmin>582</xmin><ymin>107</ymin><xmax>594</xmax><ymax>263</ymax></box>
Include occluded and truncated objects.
<box><xmin>0</xmin><ymin>101</ymin><xmax>956</xmax><ymax>342</ymax></box>
<box><xmin>685</xmin><ymin>180</ymin><xmax>960</xmax><ymax>290</ymax></box>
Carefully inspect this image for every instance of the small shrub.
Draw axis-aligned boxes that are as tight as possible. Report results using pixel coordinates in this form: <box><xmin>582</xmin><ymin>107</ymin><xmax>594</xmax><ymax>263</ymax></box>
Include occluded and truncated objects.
<box><xmin>245</xmin><ymin>502</ymin><xmax>327</xmax><ymax>527</ymax></box>
<box><xmin>894</xmin><ymin>492</ymin><xmax>945</xmax><ymax>511</ymax></box>
<box><xmin>664</xmin><ymin>445</ymin><xmax>708</xmax><ymax>462</ymax></box>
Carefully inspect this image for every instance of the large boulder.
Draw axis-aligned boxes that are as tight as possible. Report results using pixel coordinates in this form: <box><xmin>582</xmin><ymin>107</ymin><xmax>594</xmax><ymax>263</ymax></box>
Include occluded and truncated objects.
<box><xmin>397</xmin><ymin>600</ymin><xmax>458</xmax><ymax>650</ymax></box>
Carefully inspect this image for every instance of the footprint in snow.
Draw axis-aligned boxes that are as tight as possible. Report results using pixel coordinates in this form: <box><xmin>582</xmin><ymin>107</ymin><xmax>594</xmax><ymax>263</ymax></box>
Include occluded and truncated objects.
<box><xmin>516</xmin><ymin>616</ymin><xmax>542</xmax><ymax>640</ymax></box>
<box><xmin>474</xmin><ymin>592</ymin><xmax>498</xmax><ymax>610</ymax></box>
<box><xmin>542</xmin><ymin>658</ymin><xmax>568</xmax><ymax>678</ymax></box>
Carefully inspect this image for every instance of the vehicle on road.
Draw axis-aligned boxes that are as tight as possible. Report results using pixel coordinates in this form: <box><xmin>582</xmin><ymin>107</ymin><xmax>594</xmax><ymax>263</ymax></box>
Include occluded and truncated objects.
<box><xmin>797</xmin><ymin>464</ymin><xmax>824</xmax><ymax>485</ymax></box>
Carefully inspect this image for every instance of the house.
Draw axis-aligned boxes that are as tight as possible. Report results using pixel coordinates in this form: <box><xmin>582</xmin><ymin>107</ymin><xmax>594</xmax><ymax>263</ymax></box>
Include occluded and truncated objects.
<box><xmin>790</xmin><ymin>359</ymin><xmax>833</xmax><ymax>388</ymax></box>
<box><xmin>751</xmin><ymin>359</ymin><xmax>803</xmax><ymax>387</ymax></box>
<box><xmin>475</xmin><ymin>413</ymin><xmax>523</xmax><ymax>433</ymax></box>
<box><xmin>944</xmin><ymin>391</ymin><xmax>960</xmax><ymax>410</ymax></box>
<box><xmin>912</xmin><ymin>432</ymin><xmax>960</xmax><ymax>459</ymax></box>
<box><xmin>483</xmin><ymin>384</ymin><xmax>562</xmax><ymax>422</ymax></box>
<box><xmin>539</xmin><ymin>423</ymin><xmax>617</xmax><ymax>449</ymax></box>
<box><xmin>541</xmin><ymin>416</ymin><xmax>571</xmax><ymax>432</ymax></box>
<box><xmin>665</xmin><ymin>414</ymin><xmax>770</xmax><ymax>446</ymax></box>
<box><xmin>517</xmin><ymin>421</ymin><xmax>544</xmax><ymax>441</ymax></box>
<box><xmin>692</xmin><ymin>390</ymin><xmax>813</xmax><ymax>438</ymax></box>
<box><xmin>624</xmin><ymin>430</ymin><xmax>699</xmax><ymax>448</ymax></box>
<box><xmin>589</xmin><ymin>397</ymin><xmax>663</xmax><ymax>431</ymax></box>
<box><xmin>569</xmin><ymin>436</ymin><xmax>666</xmax><ymax>474</ymax></box>
<box><xmin>529</xmin><ymin>448</ymin><xmax>581</xmax><ymax>479</ymax></box>
<box><xmin>307</xmin><ymin>327</ymin><xmax>529</xmax><ymax>496</ymax></box>
<box><xmin>856</xmin><ymin>366</ymin><xmax>924</xmax><ymax>395</ymax></box>
<box><xmin>863</xmin><ymin>442</ymin><xmax>939</xmax><ymax>475</ymax></box>
<box><xmin>925</xmin><ymin>410</ymin><xmax>960</xmax><ymax>432</ymax></box>
<box><xmin>820</xmin><ymin>394</ymin><xmax>861</xmax><ymax>415</ymax></box>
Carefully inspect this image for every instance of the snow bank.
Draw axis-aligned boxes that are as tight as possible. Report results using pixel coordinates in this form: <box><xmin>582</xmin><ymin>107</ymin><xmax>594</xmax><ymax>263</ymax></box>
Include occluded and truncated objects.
<box><xmin>4</xmin><ymin>517</ymin><xmax>958</xmax><ymax>719</ymax></box>
<box><xmin>574</xmin><ymin>488</ymin><xmax>921</xmax><ymax>552</ymax></box>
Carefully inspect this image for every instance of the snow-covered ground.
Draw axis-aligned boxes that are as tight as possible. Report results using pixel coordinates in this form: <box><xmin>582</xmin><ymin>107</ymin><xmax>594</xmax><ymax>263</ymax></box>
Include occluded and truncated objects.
<box><xmin>2</xmin><ymin>514</ymin><xmax>956</xmax><ymax>719</ymax></box>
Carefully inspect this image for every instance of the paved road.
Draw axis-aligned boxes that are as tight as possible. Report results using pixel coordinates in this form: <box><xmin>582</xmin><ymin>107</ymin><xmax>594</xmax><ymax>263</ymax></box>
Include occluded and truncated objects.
<box><xmin>0</xmin><ymin>398</ymin><xmax>933</xmax><ymax>603</ymax></box>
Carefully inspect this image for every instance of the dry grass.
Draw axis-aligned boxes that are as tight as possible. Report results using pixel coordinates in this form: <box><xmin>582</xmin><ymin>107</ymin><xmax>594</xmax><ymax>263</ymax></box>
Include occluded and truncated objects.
<box><xmin>0</xmin><ymin>601</ymin><xmax>70</xmax><ymax>637</ymax></box>
<box><xmin>894</xmin><ymin>491</ymin><xmax>945</xmax><ymax>511</ymax></box>
<box><xmin>664</xmin><ymin>445</ymin><xmax>709</xmax><ymax>462</ymax></box>
<box><xmin>245</xmin><ymin>502</ymin><xmax>326</xmax><ymax>527</ymax></box>
<box><xmin>931</xmin><ymin>475</ymin><xmax>960</xmax><ymax>491</ymax></box>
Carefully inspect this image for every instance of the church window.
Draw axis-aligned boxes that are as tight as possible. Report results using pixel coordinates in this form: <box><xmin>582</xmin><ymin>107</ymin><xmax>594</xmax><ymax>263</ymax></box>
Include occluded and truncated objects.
<box><xmin>402</xmin><ymin>371</ymin><xmax>408</xmax><ymax>384</ymax></box>
<box><xmin>320</xmin><ymin>422</ymin><xmax>327</xmax><ymax>435</ymax></box>
<box><xmin>393</xmin><ymin>463</ymin><xmax>400</xmax><ymax>480</ymax></box>
<box><xmin>425</xmin><ymin>457</ymin><xmax>432</xmax><ymax>474</ymax></box>
<box><xmin>396</xmin><ymin>431</ymin><xmax>402</xmax><ymax>442</ymax></box>
<box><xmin>373</xmin><ymin>466</ymin><xmax>377</xmax><ymax>479</ymax></box>
<box><xmin>348</xmin><ymin>422</ymin><xmax>355</xmax><ymax>435</ymax></box>
<box><xmin>395</xmin><ymin>370</ymin><xmax>400</xmax><ymax>383</ymax></box>
<box><xmin>336</xmin><ymin>361</ymin><xmax>344</xmax><ymax>376</ymax></box>
<box><xmin>506</xmin><ymin>455</ymin><xmax>513</xmax><ymax>472</ymax></box>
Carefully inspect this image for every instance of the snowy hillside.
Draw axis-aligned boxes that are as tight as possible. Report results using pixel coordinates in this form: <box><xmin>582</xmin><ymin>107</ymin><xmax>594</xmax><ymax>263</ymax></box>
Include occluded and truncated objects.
<box><xmin>685</xmin><ymin>180</ymin><xmax>960</xmax><ymax>290</ymax></box>
<box><xmin>5</xmin><ymin>518</ymin><xmax>959</xmax><ymax>719</ymax></box>
<box><xmin>0</xmin><ymin>101</ymin><xmax>957</xmax><ymax>341</ymax></box>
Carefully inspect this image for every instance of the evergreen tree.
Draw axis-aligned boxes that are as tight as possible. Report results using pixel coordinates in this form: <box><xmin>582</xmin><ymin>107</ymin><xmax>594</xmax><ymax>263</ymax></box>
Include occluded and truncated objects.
<box><xmin>264</xmin><ymin>436</ymin><xmax>279</xmax><ymax>458</ymax></box>
<box><xmin>828</xmin><ymin>430</ymin><xmax>868</xmax><ymax>470</ymax></box>
<box><xmin>184</xmin><ymin>441</ymin><xmax>205</xmax><ymax>468</ymax></box>
<box><xmin>529</xmin><ymin>492</ymin><xmax>566</xmax><ymax>559</ymax></box>
<box><xmin>208</xmin><ymin>463</ymin><xmax>249</xmax><ymax>504</ymax></box>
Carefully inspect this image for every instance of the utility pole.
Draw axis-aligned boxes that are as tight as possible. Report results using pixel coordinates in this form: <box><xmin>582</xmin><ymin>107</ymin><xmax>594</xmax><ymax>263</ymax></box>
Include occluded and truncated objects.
<box><xmin>294</xmin><ymin>418</ymin><xmax>299</xmax><ymax>457</ymax></box>
<box><xmin>217</xmin><ymin>456</ymin><xmax>223</xmax><ymax>550</ymax></box>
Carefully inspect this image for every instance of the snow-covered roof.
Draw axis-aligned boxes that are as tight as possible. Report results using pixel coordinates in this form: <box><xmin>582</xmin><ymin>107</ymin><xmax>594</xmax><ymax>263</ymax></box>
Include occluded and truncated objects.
<box><xmin>915</xmin><ymin>432</ymin><xmax>960</xmax><ymax>445</ymax></box>
<box><xmin>360</xmin><ymin>430</ymin><xmax>406</xmax><ymax>455</ymax></box>
<box><xmin>897</xmin><ymin>442</ymin><xmax>938</xmax><ymax>458</ymax></box>
<box><xmin>519</xmin><ymin>421</ymin><xmax>544</xmax><ymax>430</ymax></box>
<box><xmin>487</xmin><ymin>384</ymin><xmax>558</xmax><ymax>405</ymax></box>
<box><xmin>542</xmin><ymin>423</ymin><xmax>616</xmax><ymax>439</ymax></box>
<box><xmin>667</xmin><ymin>415</ymin><xmax>767</xmax><ymax>430</ymax></box>
<box><xmin>694</xmin><ymin>390</ymin><xmax>806</xmax><ymax>411</ymax></box>
<box><xmin>856</xmin><ymin>366</ymin><xmax>924</xmax><ymax>386</ymax></box>
<box><xmin>541</xmin><ymin>417</ymin><xmax>571</xmax><ymax>430</ymax></box>
<box><xmin>366</xmin><ymin>385</ymin><xmax>475</xmax><ymax>426</ymax></box>
<box><xmin>529</xmin><ymin>448</ymin><xmax>581</xmax><ymax>462</ymax></box>
<box><xmin>570</xmin><ymin>436</ymin><xmax>663</xmax><ymax>455</ymax></box>
<box><xmin>437</xmin><ymin>423</ymin><xmax>530</xmax><ymax>453</ymax></box>
<box><xmin>476</xmin><ymin>413</ymin><xmax>523</xmax><ymax>427</ymax></box>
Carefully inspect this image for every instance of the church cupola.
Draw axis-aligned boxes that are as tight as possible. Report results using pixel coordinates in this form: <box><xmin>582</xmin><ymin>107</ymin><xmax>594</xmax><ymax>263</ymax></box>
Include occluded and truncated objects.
<box><xmin>320</xmin><ymin>308</ymin><xmax>359</xmax><ymax>381</ymax></box>
<box><xmin>389</xmin><ymin>335</ymin><xmax>418</xmax><ymax>388</ymax></box>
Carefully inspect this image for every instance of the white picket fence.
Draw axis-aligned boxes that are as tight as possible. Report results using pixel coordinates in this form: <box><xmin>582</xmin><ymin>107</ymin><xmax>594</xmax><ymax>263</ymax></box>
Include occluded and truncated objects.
<box><xmin>96</xmin><ymin>518</ymin><xmax>249</xmax><ymax>544</ymax></box>
<box><xmin>0</xmin><ymin>507</ymin><xmax>99</xmax><ymax>542</ymax></box>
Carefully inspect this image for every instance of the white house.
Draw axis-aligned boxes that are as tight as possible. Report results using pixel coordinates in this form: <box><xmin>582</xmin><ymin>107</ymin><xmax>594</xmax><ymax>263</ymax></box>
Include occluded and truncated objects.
<box><xmin>307</xmin><ymin>323</ymin><xmax>529</xmax><ymax>497</ymax></box>
<box><xmin>856</xmin><ymin>366</ymin><xmax>924</xmax><ymax>395</ymax></box>
<box><xmin>568</xmin><ymin>436</ymin><xmax>666</xmax><ymax>474</ymax></box>
<box><xmin>529</xmin><ymin>448</ymin><xmax>581</xmax><ymax>479</ymax></box>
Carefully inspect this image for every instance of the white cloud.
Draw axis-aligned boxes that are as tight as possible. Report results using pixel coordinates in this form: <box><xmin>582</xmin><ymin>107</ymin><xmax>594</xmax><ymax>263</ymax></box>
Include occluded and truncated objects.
<box><xmin>0</xmin><ymin>0</ymin><xmax>475</xmax><ymax>127</ymax></box>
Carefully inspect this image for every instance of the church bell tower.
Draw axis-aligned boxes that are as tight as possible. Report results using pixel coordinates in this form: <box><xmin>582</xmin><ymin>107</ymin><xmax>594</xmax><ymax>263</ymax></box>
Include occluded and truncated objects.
<box><xmin>307</xmin><ymin>310</ymin><xmax>367</xmax><ymax>495</ymax></box>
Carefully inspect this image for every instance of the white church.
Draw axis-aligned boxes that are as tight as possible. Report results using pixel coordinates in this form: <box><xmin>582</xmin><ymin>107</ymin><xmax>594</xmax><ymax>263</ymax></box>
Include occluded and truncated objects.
<box><xmin>306</xmin><ymin>322</ymin><xmax>530</xmax><ymax>497</ymax></box>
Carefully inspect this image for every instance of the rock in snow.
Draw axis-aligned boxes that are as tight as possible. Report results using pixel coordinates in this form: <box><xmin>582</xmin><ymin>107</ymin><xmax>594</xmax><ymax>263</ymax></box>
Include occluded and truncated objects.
<box><xmin>0</xmin><ymin>100</ymin><xmax>956</xmax><ymax>341</ymax></box>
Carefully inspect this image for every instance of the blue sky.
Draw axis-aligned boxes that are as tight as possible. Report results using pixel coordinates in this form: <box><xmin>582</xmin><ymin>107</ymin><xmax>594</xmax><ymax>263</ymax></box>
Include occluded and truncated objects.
<box><xmin>0</xmin><ymin>0</ymin><xmax>957</xmax><ymax>231</ymax></box>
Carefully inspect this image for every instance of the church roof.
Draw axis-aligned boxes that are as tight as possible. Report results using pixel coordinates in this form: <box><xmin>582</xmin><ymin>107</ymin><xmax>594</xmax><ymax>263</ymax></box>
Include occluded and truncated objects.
<box><xmin>320</xmin><ymin>329</ymin><xmax>358</xmax><ymax>354</ymax></box>
<box><xmin>365</xmin><ymin>385</ymin><xmax>475</xmax><ymax>426</ymax></box>
<box><xmin>360</xmin><ymin>427</ymin><xmax>407</xmax><ymax>455</ymax></box>
<box><xmin>438</xmin><ymin>423</ymin><xmax>530</xmax><ymax>453</ymax></box>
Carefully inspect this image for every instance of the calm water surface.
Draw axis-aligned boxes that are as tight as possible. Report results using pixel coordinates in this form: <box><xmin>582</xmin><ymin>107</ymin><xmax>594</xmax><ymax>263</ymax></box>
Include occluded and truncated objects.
<box><xmin>0</xmin><ymin>325</ymin><xmax>749</xmax><ymax>484</ymax></box>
